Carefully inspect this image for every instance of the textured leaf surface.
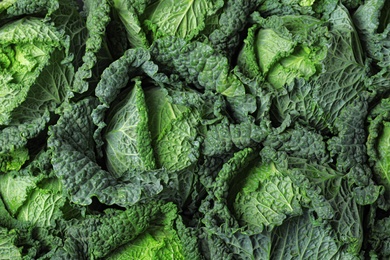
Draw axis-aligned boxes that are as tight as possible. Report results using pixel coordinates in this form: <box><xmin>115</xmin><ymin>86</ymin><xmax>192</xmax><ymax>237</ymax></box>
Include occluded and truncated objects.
<box><xmin>105</xmin><ymin>80</ymin><xmax>156</xmax><ymax>177</ymax></box>
<box><xmin>151</xmin><ymin>36</ymin><xmax>246</xmax><ymax>96</ymax></box>
<box><xmin>143</xmin><ymin>0</ymin><xmax>217</xmax><ymax>40</ymax></box>
<box><xmin>233</xmin><ymin>161</ymin><xmax>303</xmax><ymax>232</ymax></box>
<box><xmin>271</xmin><ymin>211</ymin><xmax>339</xmax><ymax>259</ymax></box>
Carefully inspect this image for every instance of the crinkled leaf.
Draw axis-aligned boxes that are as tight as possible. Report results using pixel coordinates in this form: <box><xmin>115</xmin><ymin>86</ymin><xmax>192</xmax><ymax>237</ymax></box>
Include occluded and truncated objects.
<box><xmin>233</xmin><ymin>161</ymin><xmax>303</xmax><ymax>233</ymax></box>
<box><xmin>142</xmin><ymin>0</ymin><xmax>223</xmax><ymax>41</ymax></box>
<box><xmin>104</xmin><ymin>79</ymin><xmax>156</xmax><ymax>177</ymax></box>
<box><xmin>151</xmin><ymin>36</ymin><xmax>246</xmax><ymax>97</ymax></box>
<box><xmin>0</xmin><ymin>227</ymin><xmax>22</xmax><ymax>260</ymax></box>
<box><xmin>271</xmin><ymin>211</ymin><xmax>340</xmax><ymax>259</ymax></box>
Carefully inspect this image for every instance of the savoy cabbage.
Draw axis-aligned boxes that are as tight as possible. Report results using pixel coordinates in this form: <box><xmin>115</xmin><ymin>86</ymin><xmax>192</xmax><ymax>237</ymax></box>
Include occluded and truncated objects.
<box><xmin>0</xmin><ymin>0</ymin><xmax>389</xmax><ymax>259</ymax></box>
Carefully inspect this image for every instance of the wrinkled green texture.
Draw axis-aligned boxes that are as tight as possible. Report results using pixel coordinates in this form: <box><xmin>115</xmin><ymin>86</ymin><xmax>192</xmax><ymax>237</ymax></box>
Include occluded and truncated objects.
<box><xmin>0</xmin><ymin>0</ymin><xmax>389</xmax><ymax>259</ymax></box>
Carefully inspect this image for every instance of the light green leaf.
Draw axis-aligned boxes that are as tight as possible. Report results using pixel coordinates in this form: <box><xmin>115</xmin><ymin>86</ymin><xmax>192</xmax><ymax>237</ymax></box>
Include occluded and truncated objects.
<box><xmin>150</xmin><ymin>104</ymin><xmax>200</xmax><ymax>171</ymax></box>
<box><xmin>16</xmin><ymin>178</ymin><xmax>64</xmax><ymax>227</ymax></box>
<box><xmin>256</xmin><ymin>28</ymin><xmax>295</xmax><ymax>74</ymax></box>
<box><xmin>0</xmin><ymin>17</ymin><xmax>62</xmax><ymax>125</ymax></box>
<box><xmin>233</xmin><ymin>161</ymin><xmax>303</xmax><ymax>232</ymax></box>
<box><xmin>111</xmin><ymin>0</ymin><xmax>149</xmax><ymax>48</ymax></box>
<box><xmin>143</xmin><ymin>0</ymin><xmax>216</xmax><ymax>41</ymax></box>
<box><xmin>0</xmin><ymin>147</ymin><xmax>29</xmax><ymax>173</ymax></box>
<box><xmin>105</xmin><ymin>79</ymin><xmax>156</xmax><ymax>177</ymax></box>
<box><xmin>107</xmin><ymin>203</ymin><xmax>185</xmax><ymax>260</ymax></box>
<box><xmin>373</xmin><ymin>121</ymin><xmax>390</xmax><ymax>191</ymax></box>
<box><xmin>0</xmin><ymin>228</ymin><xmax>22</xmax><ymax>260</ymax></box>
<box><xmin>144</xmin><ymin>87</ymin><xmax>189</xmax><ymax>141</ymax></box>
<box><xmin>0</xmin><ymin>173</ymin><xmax>38</xmax><ymax>216</ymax></box>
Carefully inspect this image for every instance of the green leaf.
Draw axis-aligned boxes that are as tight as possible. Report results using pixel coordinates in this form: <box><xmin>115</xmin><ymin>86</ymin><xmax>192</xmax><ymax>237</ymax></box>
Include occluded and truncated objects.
<box><xmin>237</xmin><ymin>14</ymin><xmax>328</xmax><ymax>89</ymax></box>
<box><xmin>104</xmin><ymin>79</ymin><xmax>156</xmax><ymax>177</ymax></box>
<box><xmin>271</xmin><ymin>211</ymin><xmax>340</xmax><ymax>259</ymax></box>
<box><xmin>106</xmin><ymin>203</ymin><xmax>187</xmax><ymax>260</ymax></box>
<box><xmin>16</xmin><ymin>178</ymin><xmax>64</xmax><ymax>227</ymax></box>
<box><xmin>312</xmin><ymin>5</ymin><xmax>367</xmax><ymax>132</ymax></box>
<box><xmin>111</xmin><ymin>0</ymin><xmax>150</xmax><ymax>48</ymax></box>
<box><xmin>0</xmin><ymin>18</ymin><xmax>63</xmax><ymax>125</ymax></box>
<box><xmin>370</xmin><ymin>121</ymin><xmax>390</xmax><ymax>197</ymax></box>
<box><xmin>367</xmin><ymin>98</ymin><xmax>390</xmax><ymax>208</ymax></box>
<box><xmin>1</xmin><ymin>0</ymin><xmax>60</xmax><ymax>18</ymax></box>
<box><xmin>92</xmin><ymin>47</ymin><xmax>158</xmax><ymax>155</ymax></box>
<box><xmin>0</xmin><ymin>227</ymin><xmax>22</xmax><ymax>260</ymax></box>
<box><xmin>203</xmin><ymin>119</ymin><xmax>269</xmax><ymax>156</ymax></box>
<box><xmin>271</xmin><ymin>6</ymin><xmax>368</xmax><ymax>133</ymax></box>
<box><xmin>256</xmin><ymin>28</ymin><xmax>295</xmax><ymax>74</ymax></box>
<box><xmin>50</xmin><ymin>98</ymin><xmax>189</xmax><ymax>206</ymax></box>
<box><xmin>369</xmin><ymin>216</ymin><xmax>390</xmax><ymax>258</ymax></box>
<box><xmin>53</xmin><ymin>201</ymin><xmax>165</xmax><ymax>259</ymax></box>
<box><xmin>0</xmin><ymin>172</ymin><xmax>38</xmax><ymax>216</ymax></box>
<box><xmin>72</xmin><ymin>0</ymin><xmax>113</xmax><ymax>93</ymax></box>
<box><xmin>0</xmin><ymin>147</ymin><xmax>29</xmax><ymax>173</ymax></box>
<box><xmin>263</xmin><ymin>124</ymin><xmax>329</xmax><ymax>164</ymax></box>
<box><xmin>328</xmin><ymin>99</ymin><xmax>368</xmax><ymax>172</ymax></box>
<box><xmin>145</xmin><ymin>87</ymin><xmax>201</xmax><ymax>171</ymax></box>
<box><xmin>142</xmin><ymin>0</ymin><xmax>221</xmax><ymax>41</ymax></box>
<box><xmin>208</xmin><ymin>0</ymin><xmax>262</xmax><ymax>56</ymax></box>
<box><xmin>151</xmin><ymin>36</ymin><xmax>246</xmax><ymax>97</ymax></box>
<box><xmin>233</xmin><ymin>161</ymin><xmax>303</xmax><ymax>232</ymax></box>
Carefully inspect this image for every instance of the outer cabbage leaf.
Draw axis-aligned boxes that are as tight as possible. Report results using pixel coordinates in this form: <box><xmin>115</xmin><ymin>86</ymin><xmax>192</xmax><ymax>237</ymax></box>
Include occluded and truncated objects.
<box><xmin>0</xmin><ymin>0</ymin><xmax>60</xmax><ymax>19</ymax></box>
<box><xmin>328</xmin><ymin>99</ymin><xmax>368</xmax><ymax>172</ymax></box>
<box><xmin>203</xmin><ymin>119</ymin><xmax>269</xmax><ymax>156</ymax></box>
<box><xmin>311</xmin><ymin>5</ymin><xmax>367</xmax><ymax>131</ymax></box>
<box><xmin>50</xmin><ymin>98</ymin><xmax>193</xmax><ymax>207</ymax></box>
<box><xmin>354</xmin><ymin>0</ymin><xmax>390</xmax><ymax>97</ymax></box>
<box><xmin>92</xmin><ymin>47</ymin><xmax>159</xmax><ymax>156</ymax></box>
<box><xmin>49</xmin><ymin>98</ymin><xmax>151</xmax><ymax>206</ymax></box>
<box><xmin>0</xmin><ymin>1</ymin><xmax>85</xmax><ymax>155</ymax></box>
<box><xmin>0</xmin><ymin>149</ymin><xmax>66</xmax><ymax>227</ymax></box>
<box><xmin>200</xmin><ymin>224</ymin><xmax>272</xmax><ymax>260</ymax></box>
<box><xmin>0</xmin><ymin>172</ymin><xmax>40</xmax><ymax>216</ymax></box>
<box><xmin>257</xmin><ymin>0</ymin><xmax>338</xmax><ymax>18</ymax></box>
<box><xmin>111</xmin><ymin>0</ymin><xmax>151</xmax><ymax>48</ymax></box>
<box><xmin>71</xmin><ymin>0</ymin><xmax>113</xmax><ymax>93</ymax></box>
<box><xmin>263</xmin><ymin>124</ymin><xmax>329</xmax><ymax>164</ymax></box>
<box><xmin>93</xmin><ymin>45</ymin><xmax>201</xmax><ymax>173</ymax></box>
<box><xmin>0</xmin><ymin>0</ymin><xmax>17</xmax><ymax>15</ymax></box>
<box><xmin>50</xmin><ymin>0</ymin><xmax>88</xmax><ymax>72</ymax></box>
<box><xmin>111</xmin><ymin>0</ymin><xmax>224</xmax><ymax>48</ymax></box>
<box><xmin>198</xmin><ymin>149</ymin><xmax>273</xmax><ymax>259</ymax></box>
<box><xmin>16</xmin><ymin>178</ymin><xmax>65</xmax><ymax>227</ymax></box>
<box><xmin>368</xmin><ymin>216</ymin><xmax>390</xmax><ymax>259</ymax></box>
<box><xmin>150</xmin><ymin>36</ymin><xmax>246</xmax><ymax>97</ymax></box>
<box><xmin>0</xmin><ymin>149</ymin><xmax>80</xmax><ymax>259</ymax></box>
<box><xmin>283</xmin><ymin>157</ymin><xmax>369</xmax><ymax>255</ymax></box>
<box><xmin>0</xmin><ymin>147</ymin><xmax>29</xmax><ymax>173</ymax></box>
<box><xmin>271</xmin><ymin>210</ymin><xmax>341</xmax><ymax>259</ymax></box>
<box><xmin>208</xmin><ymin>0</ymin><xmax>263</xmax><ymax>56</ymax></box>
